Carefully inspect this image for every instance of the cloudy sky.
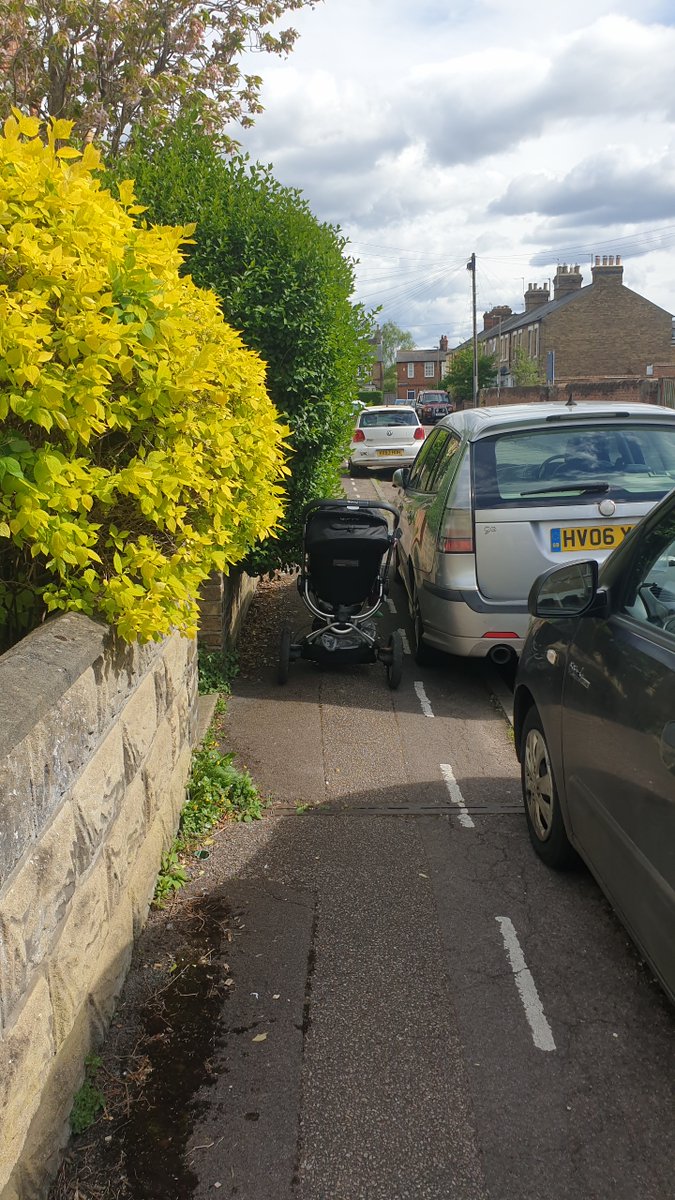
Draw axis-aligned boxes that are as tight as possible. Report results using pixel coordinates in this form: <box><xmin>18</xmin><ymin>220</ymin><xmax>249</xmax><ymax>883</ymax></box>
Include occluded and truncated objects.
<box><xmin>237</xmin><ymin>0</ymin><xmax>675</xmax><ymax>350</ymax></box>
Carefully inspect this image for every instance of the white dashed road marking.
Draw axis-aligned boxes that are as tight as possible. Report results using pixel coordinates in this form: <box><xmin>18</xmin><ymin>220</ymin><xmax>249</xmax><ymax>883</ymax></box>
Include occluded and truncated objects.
<box><xmin>414</xmin><ymin>681</ymin><xmax>434</xmax><ymax>717</ymax></box>
<box><xmin>440</xmin><ymin>762</ymin><xmax>474</xmax><ymax>829</ymax></box>
<box><xmin>495</xmin><ymin>916</ymin><xmax>556</xmax><ymax>1052</ymax></box>
<box><xmin>386</xmin><ymin>597</ymin><xmax>396</xmax><ymax>614</ymax></box>
<box><xmin>397</xmin><ymin>628</ymin><xmax>410</xmax><ymax>654</ymax></box>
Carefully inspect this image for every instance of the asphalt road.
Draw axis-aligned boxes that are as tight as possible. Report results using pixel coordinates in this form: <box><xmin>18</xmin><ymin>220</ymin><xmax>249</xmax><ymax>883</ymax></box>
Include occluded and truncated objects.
<box><xmin>188</xmin><ymin>470</ymin><xmax>675</xmax><ymax>1200</ymax></box>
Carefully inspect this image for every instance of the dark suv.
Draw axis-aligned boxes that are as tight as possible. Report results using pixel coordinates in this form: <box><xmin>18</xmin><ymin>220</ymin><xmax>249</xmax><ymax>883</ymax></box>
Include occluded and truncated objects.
<box><xmin>415</xmin><ymin>391</ymin><xmax>452</xmax><ymax>424</ymax></box>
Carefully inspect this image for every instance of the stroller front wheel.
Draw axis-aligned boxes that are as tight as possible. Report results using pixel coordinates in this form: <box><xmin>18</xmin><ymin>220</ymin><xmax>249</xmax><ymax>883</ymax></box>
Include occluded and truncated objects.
<box><xmin>278</xmin><ymin>628</ymin><xmax>292</xmax><ymax>685</ymax></box>
<box><xmin>385</xmin><ymin>629</ymin><xmax>403</xmax><ymax>690</ymax></box>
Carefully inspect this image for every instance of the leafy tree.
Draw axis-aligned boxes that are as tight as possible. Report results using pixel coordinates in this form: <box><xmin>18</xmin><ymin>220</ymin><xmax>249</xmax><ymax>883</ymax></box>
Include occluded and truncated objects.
<box><xmin>111</xmin><ymin>114</ymin><xmax>374</xmax><ymax>572</ymax></box>
<box><xmin>381</xmin><ymin>321</ymin><xmax>415</xmax><ymax>367</ymax></box>
<box><xmin>442</xmin><ymin>346</ymin><xmax>496</xmax><ymax>405</ymax></box>
<box><xmin>382</xmin><ymin>362</ymin><xmax>397</xmax><ymax>394</ymax></box>
<box><xmin>511</xmin><ymin>346</ymin><xmax>544</xmax><ymax>385</ymax></box>
<box><xmin>0</xmin><ymin>0</ymin><xmax>316</xmax><ymax>153</ymax></box>
<box><xmin>0</xmin><ymin>113</ymin><xmax>288</xmax><ymax>650</ymax></box>
<box><xmin>379</xmin><ymin>322</ymin><xmax>415</xmax><ymax>395</ymax></box>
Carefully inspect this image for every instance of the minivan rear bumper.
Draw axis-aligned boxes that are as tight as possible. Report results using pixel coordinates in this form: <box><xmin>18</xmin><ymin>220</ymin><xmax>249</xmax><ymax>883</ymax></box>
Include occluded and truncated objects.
<box><xmin>423</xmin><ymin>580</ymin><xmax>528</xmax><ymax>614</ymax></box>
<box><xmin>421</xmin><ymin>580</ymin><xmax>529</xmax><ymax>657</ymax></box>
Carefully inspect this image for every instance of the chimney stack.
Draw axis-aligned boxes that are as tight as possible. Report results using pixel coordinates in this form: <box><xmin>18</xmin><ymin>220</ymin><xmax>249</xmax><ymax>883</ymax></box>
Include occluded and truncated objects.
<box><xmin>524</xmin><ymin>283</ymin><xmax>550</xmax><ymax>313</ymax></box>
<box><xmin>482</xmin><ymin>304</ymin><xmax>512</xmax><ymax>331</ymax></box>
<box><xmin>439</xmin><ymin>334</ymin><xmax>448</xmax><ymax>352</ymax></box>
<box><xmin>591</xmin><ymin>254</ymin><xmax>624</xmax><ymax>285</ymax></box>
<box><xmin>553</xmin><ymin>264</ymin><xmax>583</xmax><ymax>300</ymax></box>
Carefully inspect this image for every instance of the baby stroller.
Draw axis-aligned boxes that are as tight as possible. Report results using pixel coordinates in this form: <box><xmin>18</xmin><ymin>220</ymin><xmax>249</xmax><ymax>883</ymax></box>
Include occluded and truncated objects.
<box><xmin>278</xmin><ymin>499</ymin><xmax>403</xmax><ymax>689</ymax></box>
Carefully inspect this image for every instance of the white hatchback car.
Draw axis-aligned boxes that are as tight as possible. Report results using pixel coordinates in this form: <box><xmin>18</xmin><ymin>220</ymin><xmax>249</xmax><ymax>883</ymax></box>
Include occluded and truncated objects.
<box><xmin>393</xmin><ymin>400</ymin><xmax>675</xmax><ymax>664</ymax></box>
<box><xmin>348</xmin><ymin>405</ymin><xmax>425</xmax><ymax>476</ymax></box>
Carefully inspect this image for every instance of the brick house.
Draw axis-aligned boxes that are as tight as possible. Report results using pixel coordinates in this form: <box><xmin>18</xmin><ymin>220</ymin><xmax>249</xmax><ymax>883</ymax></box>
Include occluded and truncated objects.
<box><xmin>396</xmin><ymin>336</ymin><xmax>448</xmax><ymax>401</ymax></box>
<box><xmin>460</xmin><ymin>256</ymin><xmax>675</xmax><ymax>386</ymax></box>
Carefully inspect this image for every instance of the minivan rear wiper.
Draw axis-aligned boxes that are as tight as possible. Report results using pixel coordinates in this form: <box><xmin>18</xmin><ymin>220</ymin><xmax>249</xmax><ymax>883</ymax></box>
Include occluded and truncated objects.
<box><xmin>521</xmin><ymin>480</ymin><xmax>610</xmax><ymax>496</ymax></box>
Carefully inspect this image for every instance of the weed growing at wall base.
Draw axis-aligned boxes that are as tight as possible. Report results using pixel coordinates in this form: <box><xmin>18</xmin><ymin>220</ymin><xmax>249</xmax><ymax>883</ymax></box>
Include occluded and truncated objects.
<box><xmin>197</xmin><ymin>646</ymin><xmax>238</xmax><ymax>694</ymax></box>
<box><xmin>153</xmin><ymin>734</ymin><xmax>263</xmax><ymax>907</ymax></box>
<box><xmin>70</xmin><ymin>1056</ymin><xmax>106</xmax><ymax>1134</ymax></box>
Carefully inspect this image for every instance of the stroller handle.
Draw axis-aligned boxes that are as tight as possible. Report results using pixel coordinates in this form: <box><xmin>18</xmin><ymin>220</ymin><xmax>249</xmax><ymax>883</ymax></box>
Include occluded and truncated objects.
<box><xmin>302</xmin><ymin>498</ymin><xmax>400</xmax><ymax>529</ymax></box>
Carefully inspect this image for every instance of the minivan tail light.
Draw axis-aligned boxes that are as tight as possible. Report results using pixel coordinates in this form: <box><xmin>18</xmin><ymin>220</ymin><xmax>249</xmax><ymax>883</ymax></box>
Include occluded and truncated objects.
<box><xmin>352</xmin><ymin>429</ymin><xmax>365</xmax><ymax>443</ymax></box>
<box><xmin>437</xmin><ymin>453</ymin><xmax>474</xmax><ymax>553</ymax></box>
<box><xmin>414</xmin><ymin>427</ymin><xmax>425</xmax><ymax>440</ymax></box>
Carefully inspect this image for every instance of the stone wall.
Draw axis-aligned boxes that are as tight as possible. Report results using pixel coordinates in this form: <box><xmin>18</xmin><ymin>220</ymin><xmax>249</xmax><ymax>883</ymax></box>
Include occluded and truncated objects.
<box><xmin>0</xmin><ymin>614</ymin><xmax>198</xmax><ymax>1199</ymax></box>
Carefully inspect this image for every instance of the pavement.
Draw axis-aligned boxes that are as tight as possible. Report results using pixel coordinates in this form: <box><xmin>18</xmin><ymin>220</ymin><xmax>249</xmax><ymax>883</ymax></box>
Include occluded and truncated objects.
<box><xmin>51</xmin><ymin>479</ymin><xmax>675</xmax><ymax>1200</ymax></box>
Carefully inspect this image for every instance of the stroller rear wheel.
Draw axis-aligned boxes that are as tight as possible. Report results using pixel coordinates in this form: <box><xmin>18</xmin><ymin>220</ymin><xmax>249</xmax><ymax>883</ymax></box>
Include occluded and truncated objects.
<box><xmin>278</xmin><ymin>628</ymin><xmax>292</xmax><ymax>684</ymax></box>
<box><xmin>385</xmin><ymin>629</ymin><xmax>403</xmax><ymax>690</ymax></box>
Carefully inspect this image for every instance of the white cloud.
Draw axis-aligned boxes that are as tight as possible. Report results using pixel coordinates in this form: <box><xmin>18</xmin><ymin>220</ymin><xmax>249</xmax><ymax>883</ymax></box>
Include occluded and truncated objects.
<box><xmin>236</xmin><ymin>1</ymin><xmax>675</xmax><ymax>345</ymax></box>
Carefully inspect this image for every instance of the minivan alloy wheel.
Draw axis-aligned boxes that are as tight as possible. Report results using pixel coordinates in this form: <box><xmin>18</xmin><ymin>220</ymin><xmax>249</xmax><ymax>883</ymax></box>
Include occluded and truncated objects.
<box><xmin>519</xmin><ymin>706</ymin><xmax>576</xmax><ymax>869</ymax></box>
<box><xmin>411</xmin><ymin>589</ymin><xmax>434</xmax><ymax>666</ymax></box>
<box><xmin>523</xmin><ymin>727</ymin><xmax>554</xmax><ymax>841</ymax></box>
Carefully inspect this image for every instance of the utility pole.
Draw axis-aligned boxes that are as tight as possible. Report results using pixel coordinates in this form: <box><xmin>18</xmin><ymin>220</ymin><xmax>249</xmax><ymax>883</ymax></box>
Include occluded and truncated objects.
<box><xmin>467</xmin><ymin>253</ymin><xmax>478</xmax><ymax>407</ymax></box>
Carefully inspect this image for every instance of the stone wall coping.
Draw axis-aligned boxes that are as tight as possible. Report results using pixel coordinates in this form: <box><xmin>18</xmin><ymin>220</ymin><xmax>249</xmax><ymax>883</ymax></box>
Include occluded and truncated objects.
<box><xmin>0</xmin><ymin>614</ymin><xmax>111</xmax><ymax>754</ymax></box>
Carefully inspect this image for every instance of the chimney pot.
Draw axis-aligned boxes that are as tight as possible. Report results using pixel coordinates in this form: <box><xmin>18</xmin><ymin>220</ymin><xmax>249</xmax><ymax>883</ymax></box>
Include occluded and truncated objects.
<box><xmin>595</xmin><ymin>255</ymin><xmax>601</xmax><ymax>265</ymax></box>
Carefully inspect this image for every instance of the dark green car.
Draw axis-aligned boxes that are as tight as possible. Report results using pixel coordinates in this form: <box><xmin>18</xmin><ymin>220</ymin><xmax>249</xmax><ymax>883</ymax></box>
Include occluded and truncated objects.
<box><xmin>514</xmin><ymin>486</ymin><xmax>675</xmax><ymax>1004</ymax></box>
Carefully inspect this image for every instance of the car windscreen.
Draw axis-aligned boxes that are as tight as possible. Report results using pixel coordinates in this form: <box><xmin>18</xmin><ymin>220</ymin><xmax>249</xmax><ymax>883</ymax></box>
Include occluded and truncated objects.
<box><xmin>359</xmin><ymin>411</ymin><xmax>418</xmax><ymax>427</ymax></box>
<box><xmin>473</xmin><ymin>422</ymin><xmax>675</xmax><ymax>507</ymax></box>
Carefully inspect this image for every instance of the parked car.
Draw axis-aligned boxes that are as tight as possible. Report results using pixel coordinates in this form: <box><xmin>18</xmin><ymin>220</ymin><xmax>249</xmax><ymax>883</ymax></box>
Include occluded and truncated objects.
<box><xmin>416</xmin><ymin>390</ymin><xmax>453</xmax><ymax>424</ymax></box>
<box><xmin>513</xmin><ymin>486</ymin><xmax>675</xmax><ymax>1004</ymax></box>
<box><xmin>392</xmin><ymin>401</ymin><xmax>675</xmax><ymax>663</ymax></box>
<box><xmin>348</xmin><ymin>405</ymin><xmax>425</xmax><ymax>476</ymax></box>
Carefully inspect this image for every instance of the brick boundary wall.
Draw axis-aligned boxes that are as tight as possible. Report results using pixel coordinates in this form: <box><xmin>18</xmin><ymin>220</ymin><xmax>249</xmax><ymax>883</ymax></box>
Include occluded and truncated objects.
<box><xmin>0</xmin><ymin>614</ymin><xmax>198</xmax><ymax>1199</ymax></box>
<box><xmin>477</xmin><ymin>379</ymin><xmax>664</xmax><ymax>407</ymax></box>
<box><xmin>198</xmin><ymin>567</ymin><xmax>258</xmax><ymax>655</ymax></box>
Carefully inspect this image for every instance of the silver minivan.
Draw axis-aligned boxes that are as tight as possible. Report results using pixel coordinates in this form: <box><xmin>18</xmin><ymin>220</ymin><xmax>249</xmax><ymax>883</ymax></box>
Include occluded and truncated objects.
<box><xmin>392</xmin><ymin>401</ymin><xmax>675</xmax><ymax>664</ymax></box>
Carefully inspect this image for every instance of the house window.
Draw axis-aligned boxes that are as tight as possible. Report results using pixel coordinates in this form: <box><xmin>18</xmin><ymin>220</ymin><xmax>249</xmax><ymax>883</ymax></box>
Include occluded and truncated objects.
<box><xmin>407</xmin><ymin>362</ymin><xmax>415</xmax><ymax>378</ymax></box>
<box><xmin>407</xmin><ymin>389</ymin><xmax>416</xmax><ymax>400</ymax></box>
<box><xmin>424</xmin><ymin>361</ymin><xmax>435</xmax><ymax>378</ymax></box>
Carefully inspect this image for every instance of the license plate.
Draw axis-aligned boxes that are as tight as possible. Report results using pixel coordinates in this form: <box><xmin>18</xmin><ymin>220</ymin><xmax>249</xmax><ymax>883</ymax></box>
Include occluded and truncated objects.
<box><xmin>376</xmin><ymin>448</ymin><xmax>400</xmax><ymax>457</ymax></box>
<box><xmin>550</xmin><ymin>524</ymin><xmax>634</xmax><ymax>553</ymax></box>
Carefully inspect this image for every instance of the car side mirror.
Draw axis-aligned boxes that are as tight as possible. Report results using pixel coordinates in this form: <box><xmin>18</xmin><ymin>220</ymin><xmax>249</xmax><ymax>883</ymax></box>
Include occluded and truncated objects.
<box><xmin>528</xmin><ymin>559</ymin><xmax>607</xmax><ymax>619</ymax></box>
<box><xmin>392</xmin><ymin>467</ymin><xmax>410</xmax><ymax>489</ymax></box>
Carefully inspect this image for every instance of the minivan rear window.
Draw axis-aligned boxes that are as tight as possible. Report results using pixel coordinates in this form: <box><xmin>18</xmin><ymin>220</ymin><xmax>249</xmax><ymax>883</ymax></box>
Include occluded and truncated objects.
<box><xmin>473</xmin><ymin>423</ymin><xmax>675</xmax><ymax>507</ymax></box>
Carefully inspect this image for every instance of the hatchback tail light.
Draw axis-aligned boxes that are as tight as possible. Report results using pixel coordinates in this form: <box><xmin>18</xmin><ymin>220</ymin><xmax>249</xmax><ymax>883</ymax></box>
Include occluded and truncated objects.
<box><xmin>437</xmin><ymin>454</ymin><xmax>474</xmax><ymax>553</ymax></box>
<box><xmin>352</xmin><ymin>429</ymin><xmax>366</xmax><ymax>443</ymax></box>
<box><xmin>414</xmin><ymin>427</ymin><xmax>425</xmax><ymax>440</ymax></box>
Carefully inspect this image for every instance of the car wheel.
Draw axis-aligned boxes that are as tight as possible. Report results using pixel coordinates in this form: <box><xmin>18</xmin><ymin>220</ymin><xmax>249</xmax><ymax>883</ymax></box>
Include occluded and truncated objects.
<box><xmin>411</xmin><ymin>589</ymin><xmax>434</xmax><ymax>667</ymax></box>
<box><xmin>348</xmin><ymin>460</ymin><xmax>364</xmax><ymax>478</ymax></box>
<box><xmin>278</xmin><ymin>628</ymin><xmax>292</xmax><ymax>685</ymax></box>
<box><xmin>520</xmin><ymin>707</ymin><xmax>577</xmax><ymax>868</ymax></box>
<box><xmin>385</xmin><ymin>629</ymin><xmax>403</xmax><ymax>689</ymax></box>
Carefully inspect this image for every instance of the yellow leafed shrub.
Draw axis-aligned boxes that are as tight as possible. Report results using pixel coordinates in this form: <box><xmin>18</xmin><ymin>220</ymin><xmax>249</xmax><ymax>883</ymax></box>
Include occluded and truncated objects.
<box><xmin>0</xmin><ymin>113</ymin><xmax>289</xmax><ymax>648</ymax></box>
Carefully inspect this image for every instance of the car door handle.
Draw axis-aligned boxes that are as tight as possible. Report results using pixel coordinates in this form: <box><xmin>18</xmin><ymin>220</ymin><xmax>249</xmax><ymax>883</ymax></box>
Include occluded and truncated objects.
<box><xmin>660</xmin><ymin>722</ymin><xmax>675</xmax><ymax>773</ymax></box>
